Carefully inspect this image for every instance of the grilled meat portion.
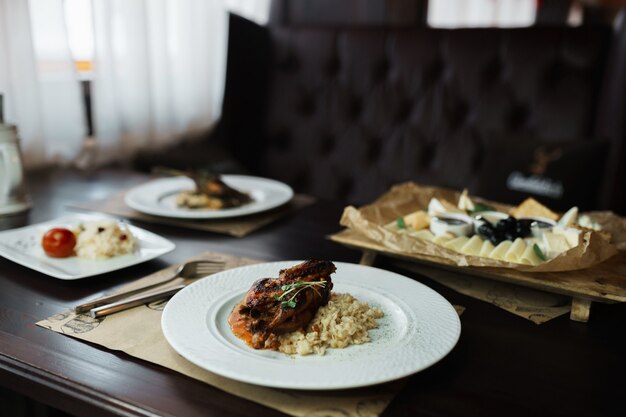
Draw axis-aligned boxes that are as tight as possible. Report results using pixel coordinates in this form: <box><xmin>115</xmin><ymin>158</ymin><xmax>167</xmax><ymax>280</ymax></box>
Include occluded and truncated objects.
<box><xmin>228</xmin><ymin>260</ymin><xmax>335</xmax><ymax>349</ymax></box>
<box><xmin>155</xmin><ymin>167</ymin><xmax>252</xmax><ymax>208</ymax></box>
<box><xmin>191</xmin><ymin>170</ymin><xmax>251</xmax><ymax>208</ymax></box>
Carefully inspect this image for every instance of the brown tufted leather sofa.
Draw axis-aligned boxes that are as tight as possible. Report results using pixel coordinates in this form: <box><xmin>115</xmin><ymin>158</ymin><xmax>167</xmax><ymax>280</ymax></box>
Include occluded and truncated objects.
<box><xmin>218</xmin><ymin>14</ymin><xmax>624</xmax><ymax>211</ymax></box>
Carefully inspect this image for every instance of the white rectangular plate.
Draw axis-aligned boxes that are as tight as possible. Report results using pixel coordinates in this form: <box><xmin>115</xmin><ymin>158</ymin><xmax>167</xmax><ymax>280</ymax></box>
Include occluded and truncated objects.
<box><xmin>0</xmin><ymin>214</ymin><xmax>175</xmax><ymax>279</ymax></box>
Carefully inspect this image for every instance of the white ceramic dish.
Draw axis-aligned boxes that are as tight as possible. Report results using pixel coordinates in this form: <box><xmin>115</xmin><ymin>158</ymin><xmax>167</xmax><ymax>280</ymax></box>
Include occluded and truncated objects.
<box><xmin>162</xmin><ymin>261</ymin><xmax>461</xmax><ymax>390</ymax></box>
<box><xmin>124</xmin><ymin>176</ymin><xmax>294</xmax><ymax>219</ymax></box>
<box><xmin>430</xmin><ymin>213</ymin><xmax>474</xmax><ymax>237</ymax></box>
<box><xmin>471</xmin><ymin>210</ymin><xmax>509</xmax><ymax>234</ymax></box>
<box><xmin>0</xmin><ymin>214</ymin><xmax>175</xmax><ymax>280</ymax></box>
<box><xmin>519</xmin><ymin>216</ymin><xmax>557</xmax><ymax>238</ymax></box>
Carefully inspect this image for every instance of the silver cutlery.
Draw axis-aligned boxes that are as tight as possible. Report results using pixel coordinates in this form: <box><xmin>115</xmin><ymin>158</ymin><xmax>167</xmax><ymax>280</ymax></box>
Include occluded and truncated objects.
<box><xmin>75</xmin><ymin>260</ymin><xmax>224</xmax><ymax>314</ymax></box>
<box><xmin>89</xmin><ymin>284</ymin><xmax>187</xmax><ymax>318</ymax></box>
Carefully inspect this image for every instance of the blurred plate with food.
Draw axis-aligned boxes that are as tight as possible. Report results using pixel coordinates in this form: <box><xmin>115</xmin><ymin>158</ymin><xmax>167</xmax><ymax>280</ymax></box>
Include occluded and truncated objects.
<box><xmin>0</xmin><ymin>214</ymin><xmax>175</xmax><ymax>279</ymax></box>
<box><xmin>124</xmin><ymin>172</ymin><xmax>294</xmax><ymax>219</ymax></box>
<box><xmin>162</xmin><ymin>260</ymin><xmax>461</xmax><ymax>390</ymax></box>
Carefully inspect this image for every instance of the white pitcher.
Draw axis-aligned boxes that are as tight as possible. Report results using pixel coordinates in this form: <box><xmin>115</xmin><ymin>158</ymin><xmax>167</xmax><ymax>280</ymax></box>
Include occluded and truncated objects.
<box><xmin>0</xmin><ymin>123</ymin><xmax>30</xmax><ymax>215</ymax></box>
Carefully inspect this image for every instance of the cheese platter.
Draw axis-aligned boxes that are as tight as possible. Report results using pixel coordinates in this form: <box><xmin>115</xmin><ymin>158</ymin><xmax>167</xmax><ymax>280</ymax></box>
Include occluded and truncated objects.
<box><xmin>331</xmin><ymin>183</ymin><xmax>626</xmax><ymax>322</ymax></box>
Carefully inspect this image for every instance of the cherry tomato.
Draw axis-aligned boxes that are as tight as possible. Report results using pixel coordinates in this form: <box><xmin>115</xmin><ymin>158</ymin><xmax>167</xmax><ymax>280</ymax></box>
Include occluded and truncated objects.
<box><xmin>42</xmin><ymin>228</ymin><xmax>76</xmax><ymax>258</ymax></box>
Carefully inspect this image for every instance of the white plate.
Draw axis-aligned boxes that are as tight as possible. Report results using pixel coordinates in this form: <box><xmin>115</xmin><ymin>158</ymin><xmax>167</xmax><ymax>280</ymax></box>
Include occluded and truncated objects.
<box><xmin>124</xmin><ymin>176</ymin><xmax>294</xmax><ymax>219</ymax></box>
<box><xmin>0</xmin><ymin>214</ymin><xmax>175</xmax><ymax>280</ymax></box>
<box><xmin>162</xmin><ymin>261</ymin><xmax>461</xmax><ymax>390</ymax></box>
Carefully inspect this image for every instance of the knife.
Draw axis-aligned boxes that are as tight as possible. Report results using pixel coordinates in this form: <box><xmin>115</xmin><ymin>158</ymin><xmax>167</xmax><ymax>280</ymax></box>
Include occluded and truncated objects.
<box><xmin>89</xmin><ymin>283</ymin><xmax>187</xmax><ymax>318</ymax></box>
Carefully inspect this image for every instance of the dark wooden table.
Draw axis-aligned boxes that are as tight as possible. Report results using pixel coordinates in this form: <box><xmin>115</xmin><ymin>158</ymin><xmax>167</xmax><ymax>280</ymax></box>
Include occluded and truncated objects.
<box><xmin>1</xmin><ymin>168</ymin><xmax>624</xmax><ymax>417</ymax></box>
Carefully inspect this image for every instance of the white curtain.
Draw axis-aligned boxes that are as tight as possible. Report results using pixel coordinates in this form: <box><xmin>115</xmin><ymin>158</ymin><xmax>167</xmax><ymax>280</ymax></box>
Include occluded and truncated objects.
<box><xmin>91</xmin><ymin>0</ymin><xmax>270</xmax><ymax>164</ymax></box>
<box><xmin>0</xmin><ymin>0</ymin><xmax>85</xmax><ymax>168</ymax></box>
<box><xmin>0</xmin><ymin>0</ymin><xmax>269</xmax><ymax>168</ymax></box>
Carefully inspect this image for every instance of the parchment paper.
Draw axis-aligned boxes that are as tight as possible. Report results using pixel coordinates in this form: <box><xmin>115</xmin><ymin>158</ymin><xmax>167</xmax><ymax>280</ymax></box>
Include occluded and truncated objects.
<box><xmin>583</xmin><ymin>211</ymin><xmax>626</xmax><ymax>250</ymax></box>
<box><xmin>36</xmin><ymin>252</ymin><xmax>410</xmax><ymax>417</ymax></box>
<box><xmin>340</xmin><ymin>183</ymin><xmax>620</xmax><ymax>272</ymax></box>
<box><xmin>391</xmin><ymin>260</ymin><xmax>570</xmax><ymax>324</ymax></box>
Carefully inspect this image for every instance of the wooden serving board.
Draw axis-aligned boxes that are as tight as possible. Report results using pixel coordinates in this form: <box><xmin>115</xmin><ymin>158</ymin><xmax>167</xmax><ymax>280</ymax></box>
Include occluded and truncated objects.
<box><xmin>329</xmin><ymin>229</ymin><xmax>626</xmax><ymax>322</ymax></box>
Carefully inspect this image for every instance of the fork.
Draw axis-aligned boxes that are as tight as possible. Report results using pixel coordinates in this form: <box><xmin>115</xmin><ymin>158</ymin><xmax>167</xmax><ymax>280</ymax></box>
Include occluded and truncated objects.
<box><xmin>74</xmin><ymin>260</ymin><xmax>224</xmax><ymax>314</ymax></box>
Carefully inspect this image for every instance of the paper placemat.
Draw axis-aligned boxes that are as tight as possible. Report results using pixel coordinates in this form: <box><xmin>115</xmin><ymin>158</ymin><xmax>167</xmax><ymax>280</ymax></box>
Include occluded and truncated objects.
<box><xmin>391</xmin><ymin>260</ymin><xmax>570</xmax><ymax>324</ymax></box>
<box><xmin>68</xmin><ymin>190</ymin><xmax>314</xmax><ymax>237</ymax></box>
<box><xmin>37</xmin><ymin>252</ymin><xmax>425</xmax><ymax>417</ymax></box>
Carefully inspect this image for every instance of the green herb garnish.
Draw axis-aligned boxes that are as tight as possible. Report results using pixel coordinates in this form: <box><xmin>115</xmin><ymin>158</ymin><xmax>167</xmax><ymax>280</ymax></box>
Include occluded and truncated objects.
<box><xmin>470</xmin><ymin>203</ymin><xmax>495</xmax><ymax>215</ymax></box>
<box><xmin>274</xmin><ymin>280</ymin><xmax>327</xmax><ymax>309</ymax></box>
<box><xmin>533</xmin><ymin>244</ymin><xmax>547</xmax><ymax>261</ymax></box>
<box><xmin>396</xmin><ymin>217</ymin><xmax>406</xmax><ymax>229</ymax></box>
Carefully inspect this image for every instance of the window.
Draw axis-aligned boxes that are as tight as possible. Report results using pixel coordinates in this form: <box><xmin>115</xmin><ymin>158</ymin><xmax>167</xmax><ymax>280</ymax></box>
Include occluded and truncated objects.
<box><xmin>64</xmin><ymin>0</ymin><xmax>95</xmax><ymax>78</ymax></box>
<box><xmin>428</xmin><ymin>0</ymin><xmax>536</xmax><ymax>28</ymax></box>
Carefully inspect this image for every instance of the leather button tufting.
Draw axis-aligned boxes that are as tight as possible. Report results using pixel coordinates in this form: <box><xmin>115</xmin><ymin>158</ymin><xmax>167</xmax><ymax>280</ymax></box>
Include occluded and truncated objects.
<box><xmin>319</xmin><ymin>133</ymin><xmax>335</xmax><ymax>156</ymax></box>
<box><xmin>326</xmin><ymin>56</ymin><xmax>340</xmax><ymax>77</ymax></box>
<box><xmin>545</xmin><ymin>60</ymin><xmax>565</xmax><ymax>86</ymax></box>
<box><xmin>367</xmin><ymin>139</ymin><xmax>382</xmax><ymax>164</ymax></box>
<box><xmin>295</xmin><ymin>171</ymin><xmax>310</xmax><ymax>190</ymax></box>
<box><xmin>373</xmin><ymin>59</ymin><xmax>390</xmax><ymax>83</ymax></box>
<box><xmin>420</xmin><ymin>142</ymin><xmax>435</xmax><ymax>168</ymax></box>
<box><xmin>425</xmin><ymin>58</ymin><xmax>445</xmax><ymax>86</ymax></box>
<box><xmin>483</xmin><ymin>58</ymin><xmax>504</xmax><ymax>85</ymax></box>
<box><xmin>396</xmin><ymin>99</ymin><xmax>413</xmax><ymax>123</ymax></box>
<box><xmin>339</xmin><ymin>178</ymin><xmax>354</xmax><ymax>197</ymax></box>
<box><xmin>278</xmin><ymin>52</ymin><xmax>300</xmax><ymax>73</ymax></box>
<box><xmin>348</xmin><ymin>96</ymin><xmax>363</xmax><ymax>121</ymax></box>
<box><xmin>248</xmin><ymin>25</ymin><xmax>613</xmax><ymax>205</ymax></box>
<box><xmin>297</xmin><ymin>94</ymin><xmax>316</xmax><ymax>116</ymax></box>
<box><xmin>450</xmin><ymin>100</ymin><xmax>469</xmax><ymax>128</ymax></box>
<box><xmin>271</xmin><ymin>131</ymin><xmax>291</xmax><ymax>149</ymax></box>
<box><xmin>509</xmin><ymin>104</ymin><xmax>529</xmax><ymax>129</ymax></box>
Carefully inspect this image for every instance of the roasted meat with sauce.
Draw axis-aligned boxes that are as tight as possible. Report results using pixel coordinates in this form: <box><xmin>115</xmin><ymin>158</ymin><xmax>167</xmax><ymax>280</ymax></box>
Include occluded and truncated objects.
<box><xmin>190</xmin><ymin>170</ymin><xmax>251</xmax><ymax>208</ymax></box>
<box><xmin>155</xmin><ymin>167</ymin><xmax>252</xmax><ymax>208</ymax></box>
<box><xmin>228</xmin><ymin>260</ymin><xmax>335</xmax><ymax>349</ymax></box>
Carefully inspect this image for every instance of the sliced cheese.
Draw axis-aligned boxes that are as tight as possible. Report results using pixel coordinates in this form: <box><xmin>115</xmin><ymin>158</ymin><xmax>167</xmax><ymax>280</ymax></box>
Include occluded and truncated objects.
<box><xmin>412</xmin><ymin>229</ymin><xmax>435</xmax><ymax>241</ymax></box>
<box><xmin>557</xmin><ymin>206</ymin><xmax>578</xmax><ymax>227</ymax></box>
<box><xmin>383</xmin><ymin>221</ymin><xmax>399</xmax><ymax>231</ymax></box>
<box><xmin>504</xmin><ymin>238</ymin><xmax>526</xmax><ymax>263</ymax></box>
<box><xmin>551</xmin><ymin>226</ymin><xmax>581</xmax><ymax>248</ymax></box>
<box><xmin>428</xmin><ymin>198</ymin><xmax>446</xmax><ymax>216</ymax></box>
<box><xmin>457</xmin><ymin>189</ymin><xmax>475</xmax><ymax>211</ymax></box>
<box><xmin>404</xmin><ymin>210</ymin><xmax>431</xmax><ymax>231</ymax></box>
<box><xmin>578</xmin><ymin>214</ymin><xmax>602</xmax><ymax>231</ymax></box>
<box><xmin>510</xmin><ymin>197</ymin><xmax>559</xmax><ymax>221</ymax></box>
<box><xmin>432</xmin><ymin>233</ymin><xmax>454</xmax><ymax>245</ymax></box>
<box><xmin>489</xmin><ymin>240</ymin><xmax>513</xmax><ymax>260</ymax></box>
<box><xmin>519</xmin><ymin>244</ymin><xmax>543</xmax><ymax>266</ymax></box>
<box><xmin>479</xmin><ymin>240</ymin><xmax>495</xmax><ymax>257</ymax></box>
<box><xmin>542</xmin><ymin>231</ymin><xmax>572</xmax><ymax>258</ymax></box>
<box><xmin>443</xmin><ymin>236</ymin><xmax>470</xmax><ymax>252</ymax></box>
<box><xmin>428</xmin><ymin>197</ymin><xmax>464</xmax><ymax>216</ymax></box>
<box><xmin>524</xmin><ymin>237</ymin><xmax>541</xmax><ymax>247</ymax></box>
<box><xmin>460</xmin><ymin>235</ymin><xmax>483</xmax><ymax>256</ymax></box>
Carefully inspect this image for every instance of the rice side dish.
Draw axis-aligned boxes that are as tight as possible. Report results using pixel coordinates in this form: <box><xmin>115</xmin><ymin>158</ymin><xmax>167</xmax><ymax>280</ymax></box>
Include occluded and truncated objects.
<box><xmin>175</xmin><ymin>191</ymin><xmax>225</xmax><ymax>209</ymax></box>
<box><xmin>74</xmin><ymin>220</ymin><xmax>136</xmax><ymax>260</ymax></box>
<box><xmin>277</xmin><ymin>293</ymin><xmax>384</xmax><ymax>356</ymax></box>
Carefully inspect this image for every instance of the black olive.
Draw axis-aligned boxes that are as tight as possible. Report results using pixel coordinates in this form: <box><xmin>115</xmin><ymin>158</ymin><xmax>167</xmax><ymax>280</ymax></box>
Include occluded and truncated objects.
<box><xmin>515</xmin><ymin>219</ymin><xmax>532</xmax><ymax>237</ymax></box>
<box><xmin>476</xmin><ymin>216</ymin><xmax>494</xmax><ymax>228</ymax></box>
<box><xmin>495</xmin><ymin>219</ymin><xmax>510</xmax><ymax>233</ymax></box>
<box><xmin>479</xmin><ymin>223</ymin><xmax>506</xmax><ymax>245</ymax></box>
<box><xmin>478</xmin><ymin>224</ymin><xmax>495</xmax><ymax>238</ymax></box>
